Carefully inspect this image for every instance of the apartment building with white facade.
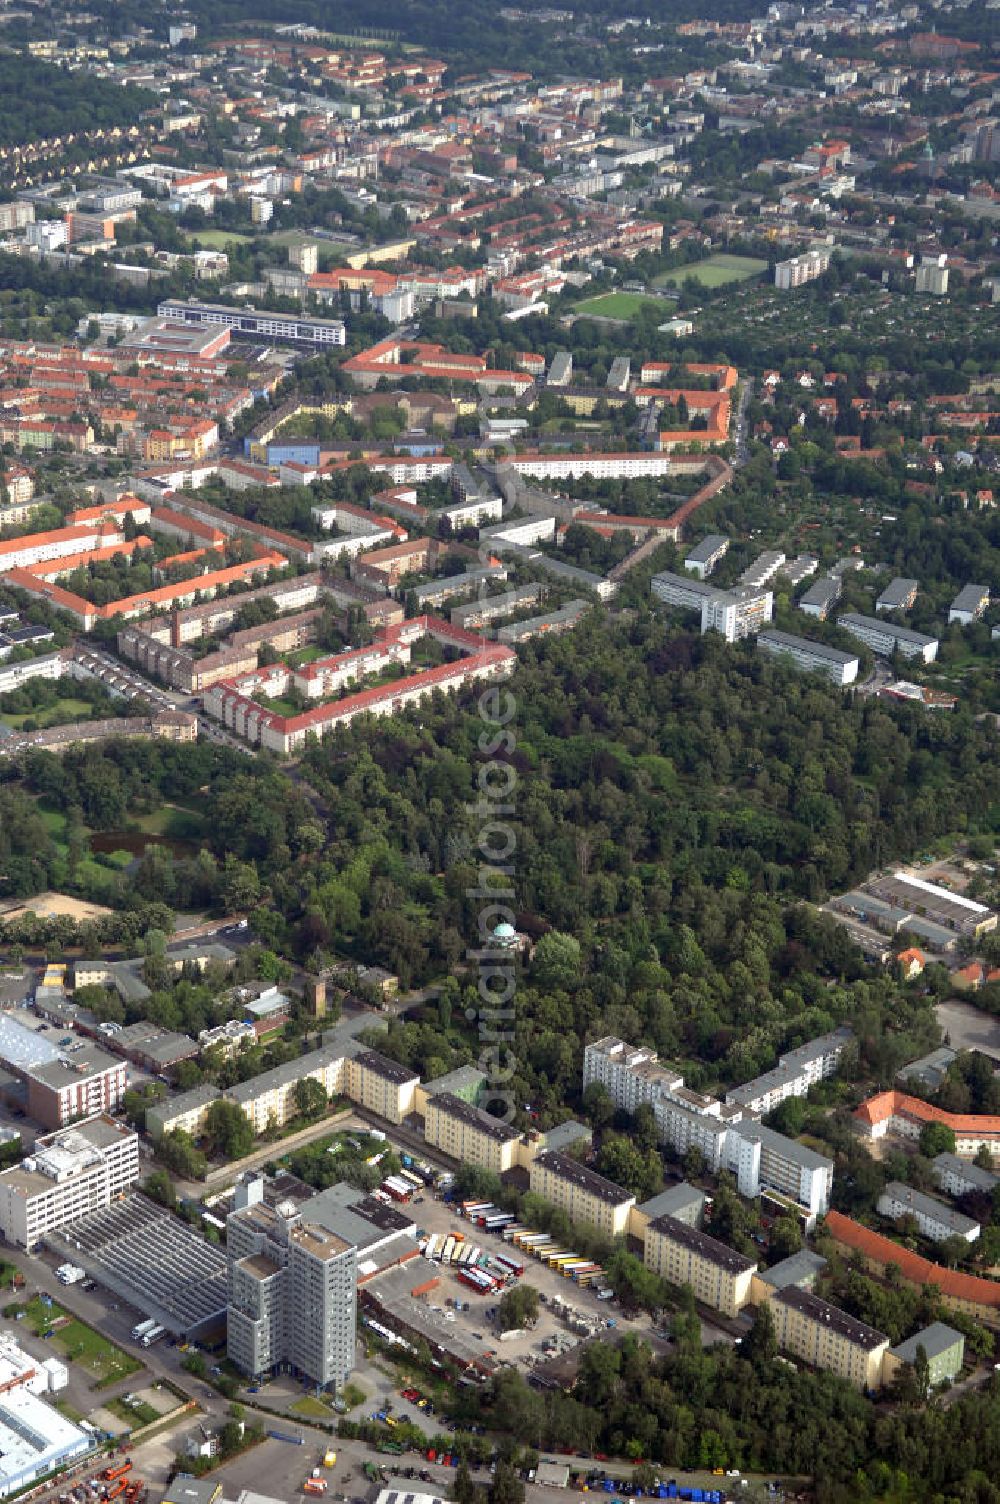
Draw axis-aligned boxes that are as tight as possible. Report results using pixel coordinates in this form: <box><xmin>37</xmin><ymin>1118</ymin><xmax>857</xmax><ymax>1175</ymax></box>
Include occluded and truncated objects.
<box><xmin>725</xmin><ymin>1122</ymin><xmax>833</xmax><ymax>1225</ymax></box>
<box><xmin>227</xmin><ymin>1180</ymin><xmax>357</xmax><ymax>1390</ymax></box>
<box><xmin>725</xmin><ymin>1028</ymin><xmax>854</xmax><ymax>1115</ymax></box>
<box><xmin>582</xmin><ymin>1035</ymin><xmax>835</xmax><ymax>1221</ymax></box>
<box><xmin>757</xmin><ymin>631</ymin><xmax>860</xmax><ymax>687</ymax></box>
<box><xmin>837</xmin><ymin>613</ymin><xmax>939</xmax><ymax>663</ymax></box>
<box><xmin>877</xmin><ymin>1181</ymin><xmax>981</xmax><ymax>1243</ymax></box>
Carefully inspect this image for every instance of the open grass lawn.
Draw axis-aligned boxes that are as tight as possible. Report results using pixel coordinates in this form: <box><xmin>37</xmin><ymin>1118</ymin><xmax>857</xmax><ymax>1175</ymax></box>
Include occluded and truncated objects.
<box><xmin>286</xmin><ymin>646</ymin><xmax>326</xmax><ymax>668</ymax></box>
<box><xmin>654</xmin><ymin>253</ymin><xmax>768</xmax><ymax>289</ymax></box>
<box><xmin>259</xmin><ymin>696</ymin><xmax>301</xmax><ymax>718</ymax></box>
<box><xmin>574</xmin><ymin>291</ymin><xmax>664</xmax><ymax>319</ymax></box>
<box><xmin>291</xmin><ymin>1395</ymin><xmax>335</xmax><ymax>1419</ymax></box>
<box><xmin>192</xmin><ymin>229</ymin><xmax>253</xmax><ymax>249</ymax></box>
<box><xmin>15</xmin><ymin>1297</ymin><xmax>140</xmax><ymax>1388</ymax></box>
<box><xmin>135</xmin><ymin>804</ymin><xmax>207</xmax><ymax>840</ymax></box>
<box><xmin>0</xmin><ymin>698</ymin><xmax>93</xmax><ymax>730</ymax></box>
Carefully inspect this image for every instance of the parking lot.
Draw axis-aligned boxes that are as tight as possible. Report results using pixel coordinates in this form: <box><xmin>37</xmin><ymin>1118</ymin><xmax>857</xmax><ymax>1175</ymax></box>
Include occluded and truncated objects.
<box><xmin>409</xmin><ymin>1191</ymin><xmax>736</xmax><ymax>1356</ymax></box>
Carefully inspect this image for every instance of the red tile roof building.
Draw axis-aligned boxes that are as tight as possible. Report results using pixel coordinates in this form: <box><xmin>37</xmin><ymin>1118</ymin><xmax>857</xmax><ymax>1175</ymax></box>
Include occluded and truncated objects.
<box><xmin>824</xmin><ymin>1210</ymin><xmax>1000</xmax><ymax>1325</ymax></box>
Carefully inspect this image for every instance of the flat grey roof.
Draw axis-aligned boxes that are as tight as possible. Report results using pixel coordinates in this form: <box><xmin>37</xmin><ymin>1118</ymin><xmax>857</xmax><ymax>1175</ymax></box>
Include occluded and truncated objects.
<box><xmin>875</xmin><ymin>577</ymin><xmax>918</xmax><ymax>609</ymax></box>
<box><xmin>897</xmin><ymin>1046</ymin><xmax>957</xmax><ymax>1089</ymax></box>
<box><xmin>542</xmin><ymin>1119</ymin><xmax>592</xmax><ymax>1154</ymax></box>
<box><xmin>734</xmin><ymin>1121</ymin><xmax>834</xmax><ymax>1172</ymax></box>
<box><xmin>951</xmin><ymin>583</ymin><xmax>989</xmax><ymax>612</ymax></box>
<box><xmin>652</xmin><ymin>570</ymin><xmax>717</xmax><ymax>599</ymax></box>
<box><xmin>29</xmin><ymin>1041</ymin><xmax>120</xmax><ymax>1088</ymax></box>
<box><xmin>799</xmin><ymin>577</ymin><xmax>841</xmax><ymax>605</ymax></box>
<box><xmin>422</xmin><ymin>1064</ymin><xmax>485</xmax><ymax>1100</ymax></box>
<box><xmin>0</xmin><ymin>1017</ymin><xmax>59</xmax><ymax>1072</ymax></box>
<box><xmin>117</xmin><ymin>1021</ymin><xmax>198</xmax><ymax>1065</ymax></box>
<box><xmin>838</xmin><ymin>613</ymin><xmax>938</xmax><ymax>648</ymax></box>
<box><xmin>685</xmin><ymin>534</ymin><xmax>728</xmax><ymax>563</ymax></box>
<box><xmin>637</xmin><ymin>1182</ymin><xmax>706</xmax><ymax>1220</ymax></box>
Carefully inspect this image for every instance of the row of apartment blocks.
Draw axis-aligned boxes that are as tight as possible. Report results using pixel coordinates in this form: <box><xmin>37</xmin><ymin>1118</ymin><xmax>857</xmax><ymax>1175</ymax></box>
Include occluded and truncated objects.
<box><xmin>148</xmin><ymin>1032</ymin><xmax>420</xmax><ymax>1142</ymax></box>
<box><xmin>204</xmin><ymin>636</ymin><xmax>516</xmax><ymax>756</ymax></box>
<box><xmin>643</xmin><ymin>1215</ymin><xmax>963</xmax><ymax>1392</ymax></box>
<box><xmin>583</xmin><ymin>1032</ymin><xmax>850</xmax><ymax>1224</ymax></box>
<box><xmin>415</xmin><ymin>1077</ymin><xmax>965</xmax><ymax>1394</ymax></box>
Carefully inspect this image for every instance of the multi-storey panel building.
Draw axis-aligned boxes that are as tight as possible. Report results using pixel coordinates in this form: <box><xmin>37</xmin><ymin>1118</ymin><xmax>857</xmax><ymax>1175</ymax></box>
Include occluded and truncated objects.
<box><xmin>226</xmin><ymin>1182</ymin><xmax>357</xmax><ymax>1391</ymax></box>
<box><xmin>0</xmin><ymin>1116</ymin><xmax>138</xmax><ymax>1250</ymax></box>
<box><xmin>643</xmin><ymin>1214</ymin><xmax>755</xmax><ymax>1317</ymax></box>
<box><xmin>528</xmin><ymin>1150</ymin><xmax>635</xmax><ymax>1238</ymax></box>
<box><xmin>767</xmin><ymin>1286</ymin><xmax>889</xmax><ymax>1390</ymax></box>
<box><xmin>423</xmin><ymin>1093</ymin><xmax>521</xmax><ymax>1175</ymax></box>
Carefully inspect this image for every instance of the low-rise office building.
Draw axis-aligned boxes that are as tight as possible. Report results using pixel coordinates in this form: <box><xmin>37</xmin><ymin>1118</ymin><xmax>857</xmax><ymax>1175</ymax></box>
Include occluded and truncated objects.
<box><xmin>837</xmin><ymin>613</ymin><xmax>938</xmax><ymax>663</ymax></box>
<box><xmin>877</xmin><ymin>1181</ymin><xmax>981</xmax><ymax>1243</ymax></box>
<box><xmin>767</xmin><ymin>1286</ymin><xmax>889</xmax><ymax>1390</ymax></box>
<box><xmin>643</xmin><ymin>1214</ymin><xmax>755</xmax><ymax>1317</ymax></box>
<box><xmin>528</xmin><ymin>1150</ymin><xmax>635</xmax><ymax>1239</ymax></box>
<box><xmin>629</xmin><ymin>1181</ymin><xmax>705</xmax><ymax>1239</ymax></box>
<box><xmin>423</xmin><ymin>1093</ymin><xmax>521</xmax><ymax>1175</ymax></box>
<box><xmin>750</xmin><ymin>1249</ymin><xmax>827</xmax><ymax>1305</ymax></box>
<box><xmin>0</xmin><ymin>1116</ymin><xmax>138</xmax><ymax>1249</ymax></box>
<box><xmin>757</xmin><ymin>630</ymin><xmax>859</xmax><ymax>686</ymax></box>
<box><xmin>26</xmin><ymin>1046</ymin><xmax>126</xmax><ymax>1130</ymax></box>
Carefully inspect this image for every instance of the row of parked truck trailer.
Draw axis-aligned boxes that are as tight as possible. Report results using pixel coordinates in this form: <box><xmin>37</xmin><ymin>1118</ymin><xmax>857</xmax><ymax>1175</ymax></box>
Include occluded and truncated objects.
<box><xmin>458</xmin><ymin>1202</ymin><xmax>612</xmax><ymax>1296</ymax></box>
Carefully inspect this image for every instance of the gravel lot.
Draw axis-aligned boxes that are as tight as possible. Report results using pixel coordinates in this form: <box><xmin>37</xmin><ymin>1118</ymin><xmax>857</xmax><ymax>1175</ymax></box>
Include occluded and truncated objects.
<box><xmin>935</xmin><ymin>999</ymin><xmax>1000</xmax><ymax>1060</ymax></box>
